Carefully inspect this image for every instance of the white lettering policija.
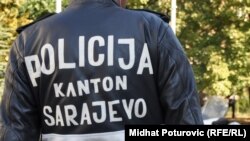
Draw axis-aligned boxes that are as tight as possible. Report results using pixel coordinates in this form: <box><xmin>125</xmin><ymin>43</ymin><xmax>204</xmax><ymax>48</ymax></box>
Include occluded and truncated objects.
<box><xmin>24</xmin><ymin>35</ymin><xmax>154</xmax><ymax>87</ymax></box>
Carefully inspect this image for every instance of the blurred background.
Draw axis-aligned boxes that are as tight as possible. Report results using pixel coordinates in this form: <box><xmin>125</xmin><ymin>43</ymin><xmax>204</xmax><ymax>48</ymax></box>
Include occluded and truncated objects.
<box><xmin>0</xmin><ymin>0</ymin><xmax>249</xmax><ymax>123</ymax></box>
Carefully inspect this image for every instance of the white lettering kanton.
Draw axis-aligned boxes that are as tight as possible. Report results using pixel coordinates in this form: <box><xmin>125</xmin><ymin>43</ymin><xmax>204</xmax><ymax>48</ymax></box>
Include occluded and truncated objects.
<box><xmin>53</xmin><ymin>76</ymin><xmax>127</xmax><ymax>97</ymax></box>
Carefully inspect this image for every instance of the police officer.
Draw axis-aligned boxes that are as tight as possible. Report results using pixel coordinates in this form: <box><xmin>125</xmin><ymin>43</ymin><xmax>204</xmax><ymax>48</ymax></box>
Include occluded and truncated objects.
<box><xmin>0</xmin><ymin>0</ymin><xmax>203</xmax><ymax>141</ymax></box>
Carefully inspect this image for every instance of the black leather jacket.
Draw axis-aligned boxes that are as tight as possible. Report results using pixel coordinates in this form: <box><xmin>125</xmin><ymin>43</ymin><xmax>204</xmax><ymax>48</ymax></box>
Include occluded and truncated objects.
<box><xmin>0</xmin><ymin>0</ymin><xmax>203</xmax><ymax>140</ymax></box>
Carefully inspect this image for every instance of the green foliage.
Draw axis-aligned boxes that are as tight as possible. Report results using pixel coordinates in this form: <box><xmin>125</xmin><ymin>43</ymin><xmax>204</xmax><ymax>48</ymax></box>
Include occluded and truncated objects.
<box><xmin>237</xmin><ymin>88</ymin><xmax>250</xmax><ymax>113</ymax></box>
<box><xmin>19</xmin><ymin>0</ymin><xmax>68</xmax><ymax>20</ymax></box>
<box><xmin>19</xmin><ymin>0</ymin><xmax>56</xmax><ymax>20</ymax></box>
<box><xmin>127</xmin><ymin>0</ymin><xmax>171</xmax><ymax>13</ymax></box>
<box><xmin>177</xmin><ymin>0</ymin><xmax>250</xmax><ymax>97</ymax></box>
<box><xmin>0</xmin><ymin>0</ymin><xmax>31</xmax><ymax>97</ymax></box>
<box><xmin>238</xmin><ymin>96</ymin><xmax>250</xmax><ymax>113</ymax></box>
<box><xmin>0</xmin><ymin>29</ymin><xmax>9</xmax><ymax>97</ymax></box>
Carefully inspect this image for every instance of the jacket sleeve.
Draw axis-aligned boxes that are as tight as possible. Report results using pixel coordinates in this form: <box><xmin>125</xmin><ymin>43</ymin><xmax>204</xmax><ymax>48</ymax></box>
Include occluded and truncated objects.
<box><xmin>157</xmin><ymin>22</ymin><xmax>203</xmax><ymax>124</ymax></box>
<box><xmin>0</xmin><ymin>35</ymin><xmax>41</xmax><ymax>141</ymax></box>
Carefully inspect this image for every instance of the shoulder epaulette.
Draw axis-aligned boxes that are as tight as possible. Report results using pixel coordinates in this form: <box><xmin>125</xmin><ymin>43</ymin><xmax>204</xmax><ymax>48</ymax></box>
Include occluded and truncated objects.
<box><xmin>130</xmin><ymin>9</ymin><xmax>170</xmax><ymax>23</ymax></box>
<box><xmin>16</xmin><ymin>12</ymin><xmax>56</xmax><ymax>34</ymax></box>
